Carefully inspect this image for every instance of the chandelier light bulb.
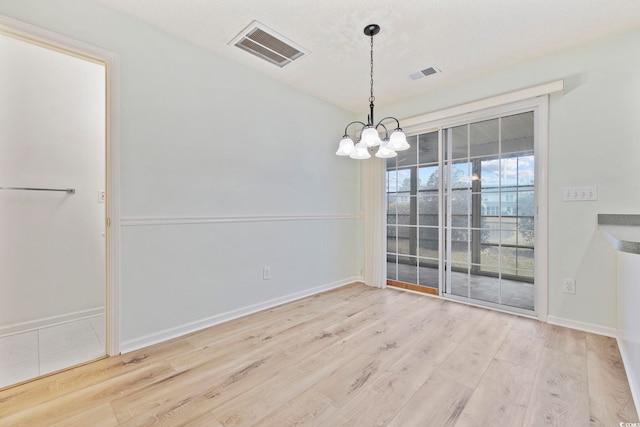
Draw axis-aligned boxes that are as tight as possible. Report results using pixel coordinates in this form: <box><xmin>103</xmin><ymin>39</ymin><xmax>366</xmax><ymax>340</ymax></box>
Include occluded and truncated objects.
<box><xmin>335</xmin><ymin>136</ymin><xmax>354</xmax><ymax>156</ymax></box>
<box><xmin>375</xmin><ymin>141</ymin><xmax>397</xmax><ymax>158</ymax></box>
<box><xmin>350</xmin><ymin>141</ymin><xmax>371</xmax><ymax>159</ymax></box>
<box><xmin>361</xmin><ymin>126</ymin><xmax>382</xmax><ymax>147</ymax></box>
<box><xmin>389</xmin><ymin>129</ymin><xmax>410</xmax><ymax>151</ymax></box>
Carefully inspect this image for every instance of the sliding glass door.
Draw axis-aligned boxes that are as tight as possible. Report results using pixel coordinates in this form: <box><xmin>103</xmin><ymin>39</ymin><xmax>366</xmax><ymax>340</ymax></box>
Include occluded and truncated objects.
<box><xmin>443</xmin><ymin>111</ymin><xmax>535</xmax><ymax>311</ymax></box>
<box><xmin>386</xmin><ymin>131</ymin><xmax>440</xmax><ymax>294</ymax></box>
<box><xmin>386</xmin><ymin>109</ymin><xmax>537</xmax><ymax>314</ymax></box>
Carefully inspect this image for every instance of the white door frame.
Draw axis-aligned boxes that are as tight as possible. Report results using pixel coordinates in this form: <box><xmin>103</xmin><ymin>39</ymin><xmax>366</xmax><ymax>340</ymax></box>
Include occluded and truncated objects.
<box><xmin>0</xmin><ymin>16</ymin><xmax>121</xmax><ymax>355</ymax></box>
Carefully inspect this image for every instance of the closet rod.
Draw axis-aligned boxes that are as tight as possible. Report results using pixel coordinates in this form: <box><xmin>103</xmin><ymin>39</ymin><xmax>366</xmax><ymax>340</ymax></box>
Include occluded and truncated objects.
<box><xmin>0</xmin><ymin>186</ymin><xmax>75</xmax><ymax>194</ymax></box>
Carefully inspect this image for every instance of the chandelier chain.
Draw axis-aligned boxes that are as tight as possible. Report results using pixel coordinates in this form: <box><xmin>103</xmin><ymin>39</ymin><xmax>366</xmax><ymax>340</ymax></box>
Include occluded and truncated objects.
<box><xmin>369</xmin><ymin>34</ymin><xmax>375</xmax><ymax>104</ymax></box>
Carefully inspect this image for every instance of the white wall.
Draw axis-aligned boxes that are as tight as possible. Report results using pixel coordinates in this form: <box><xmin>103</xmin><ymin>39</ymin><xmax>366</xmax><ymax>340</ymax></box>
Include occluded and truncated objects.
<box><xmin>618</xmin><ymin>251</ymin><xmax>640</xmax><ymax>411</ymax></box>
<box><xmin>0</xmin><ymin>0</ymin><xmax>361</xmax><ymax>350</ymax></box>
<box><xmin>379</xmin><ymin>28</ymin><xmax>640</xmax><ymax>329</ymax></box>
<box><xmin>0</xmin><ymin>32</ymin><xmax>105</xmax><ymax>331</ymax></box>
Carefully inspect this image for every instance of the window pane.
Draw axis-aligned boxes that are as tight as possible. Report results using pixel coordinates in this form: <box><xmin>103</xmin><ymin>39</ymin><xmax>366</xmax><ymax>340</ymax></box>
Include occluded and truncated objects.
<box><xmin>450</xmin><ymin>238</ymin><xmax>470</xmax><ymax>264</ymax></box>
<box><xmin>450</xmin><ymin>161</ymin><xmax>471</xmax><ymax>189</ymax></box>
<box><xmin>397</xmin><ymin>226</ymin><xmax>416</xmax><ymax>255</ymax></box>
<box><xmin>447</xmin><ymin>125</ymin><xmax>468</xmax><ymax>160</ymax></box>
<box><xmin>481</xmin><ymin>192</ymin><xmax>500</xmax><ymax>216</ymax></box>
<box><xmin>397</xmin><ymin>168</ymin><xmax>412</xmax><ymax>192</ymax></box>
<box><xmin>517</xmin><ymin>248</ymin><xmax>535</xmax><ymax>277</ymax></box>
<box><xmin>397</xmin><ymin>135</ymin><xmax>418</xmax><ymax>167</ymax></box>
<box><xmin>397</xmin><ymin>256</ymin><xmax>417</xmax><ymax>283</ymax></box>
<box><xmin>396</xmin><ymin>195</ymin><xmax>413</xmax><ymax>225</ymax></box>
<box><xmin>502</xmin><ymin>112</ymin><xmax>534</xmax><ymax>154</ymax></box>
<box><xmin>518</xmin><ymin>155</ymin><xmax>535</xmax><ymax>186</ymax></box>
<box><xmin>450</xmin><ymin>190</ymin><xmax>471</xmax><ymax>215</ymax></box>
<box><xmin>418</xmin><ymin>193</ymin><xmax>438</xmax><ymax>226</ymax></box>
<box><xmin>501</xmin><ymin>157</ymin><xmax>520</xmax><ymax>188</ymax></box>
<box><xmin>387</xmin><ymin>194</ymin><xmax>397</xmax><ymax>213</ymax></box>
<box><xmin>470</xmin><ymin>118</ymin><xmax>499</xmax><ymax>157</ymax></box>
<box><xmin>481</xmin><ymin>245</ymin><xmax>500</xmax><ymax>267</ymax></box>
<box><xmin>480</xmin><ymin>157</ymin><xmax>501</xmax><ymax>190</ymax></box>
<box><xmin>418</xmin><ymin>131</ymin><xmax>438</xmax><ymax>164</ymax></box>
<box><xmin>500</xmin><ymin>220</ymin><xmax>518</xmax><ymax>245</ymax></box>
<box><xmin>418</xmin><ymin>263</ymin><xmax>439</xmax><ymax>288</ymax></box>
<box><xmin>519</xmin><ymin>232</ymin><xmax>535</xmax><ymax>248</ymax></box>
<box><xmin>480</xmin><ymin>222</ymin><xmax>500</xmax><ymax>245</ymax></box>
<box><xmin>419</xmin><ymin>227</ymin><xmax>438</xmax><ymax>258</ymax></box>
<box><xmin>386</xmin><ymin>156</ymin><xmax>397</xmax><ymax>169</ymax></box>
<box><xmin>518</xmin><ymin>191</ymin><xmax>535</xmax><ymax>216</ymax></box>
<box><xmin>387</xmin><ymin>226</ymin><xmax>397</xmax><ymax>253</ymax></box>
<box><xmin>501</xmin><ymin>192</ymin><xmax>517</xmax><ymax>216</ymax></box>
<box><xmin>419</xmin><ymin>165</ymin><xmax>439</xmax><ymax>190</ymax></box>
<box><xmin>501</xmin><ymin>247</ymin><xmax>517</xmax><ymax>270</ymax></box>
<box><xmin>386</xmin><ymin>258</ymin><xmax>397</xmax><ymax>280</ymax></box>
<box><xmin>450</xmin><ymin>266</ymin><xmax>469</xmax><ymax>297</ymax></box>
<box><xmin>386</xmin><ymin>170</ymin><xmax>397</xmax><ymax>192</ymax></box>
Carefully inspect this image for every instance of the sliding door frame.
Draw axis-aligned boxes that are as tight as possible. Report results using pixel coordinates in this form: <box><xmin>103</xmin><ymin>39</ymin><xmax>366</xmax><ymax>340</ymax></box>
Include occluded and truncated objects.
<box><xmin>379</xmin><ymin>85</ymin><xmax>556</xmax><ymax>321</ymax></box>
<box><xmin>436</xmin><ymin>99</ymin><xmax>546</xmax><ymax>317</ymax></box>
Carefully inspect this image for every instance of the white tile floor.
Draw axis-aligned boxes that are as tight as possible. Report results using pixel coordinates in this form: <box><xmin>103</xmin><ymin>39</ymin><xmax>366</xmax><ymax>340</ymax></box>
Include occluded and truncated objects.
<box><xmin>0</xmin><ymin>315</ymin><xmax>105</xmax><ymax>388</ymax></box>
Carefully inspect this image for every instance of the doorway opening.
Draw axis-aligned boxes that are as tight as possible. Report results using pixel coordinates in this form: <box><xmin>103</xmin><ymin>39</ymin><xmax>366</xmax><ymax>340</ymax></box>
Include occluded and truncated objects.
<box><xmin>0</xmin><ymin>17</ymin><xmax>119</xmax><ymax>389</ymax></box>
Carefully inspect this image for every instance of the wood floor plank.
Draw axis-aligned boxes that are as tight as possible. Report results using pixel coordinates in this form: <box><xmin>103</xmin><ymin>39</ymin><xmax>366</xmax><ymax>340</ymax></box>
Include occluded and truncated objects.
<box><xmin>0</xmin><ymin>283</ymin><xmax>636</xmax><ymax>427</ymax></box>
<box><xmin>178</xmin><ymin>411</ymin><xmax>224</xmax><ymax>427</ymax></box>
<box><xmin>48</xmin><ymin>402</ymin><xmax>119</xmax><ymax>427</ymax></box>
<box><xmin>251</xmin><ymin>390</ymin><xmax>336</xmax><ymax>427</ymax></box>
<box><xmin>0</xmin><ymin>338</ymin><xmax>193</xmax><ymax>418</ymax></box>
<box><xmin>0</xmin><ymin>361</ymin><xmax>177</xmax><ymax>427</ymax></box>
<box><xmin>523</xmin><ymin>347</ymin><xmax>590</xmax><ymax>427</ymax></box>
<box><xmin>586</xmin><ymin>333</ymin><xmax>639</xmax><ymax>424</ymax></box>
<box><xmin>206</xmin><ymin>355</ymin><xmax>347</xmax><ymax>427</ymax></box>
<box><xmin>435</xmin><ymin>310</ymin><xmax>515</xmax><ymax>388</ymax></box>
<box><xmin>324</xmin><ymin>332</ymin><xmax>460</xmax><ymax>427</ymax></box>
<box><xmin>387</xmin><ymin>373</ymin><xmax>474</xmax><ymax>427</ymax></box>
<box><xmin>455</xmin><ymin>358</ymin><xmax>535</xmax><ymax>427</ymax></box>
<box><xmin>495</xmin><ymin>320</ymin><xmax>546</xmax><ymax>370</ymax></box>
<box><xmin>545</xmin><ymin>324</ymin><xmax>587</xmax><ymax>357</ymax></box>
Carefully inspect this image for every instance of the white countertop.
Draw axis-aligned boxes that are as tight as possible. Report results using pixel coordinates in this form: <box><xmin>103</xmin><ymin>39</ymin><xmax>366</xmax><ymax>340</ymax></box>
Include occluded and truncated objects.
<box><xmin>599</xmin><ymin>224</ymin><xmax>640</xmax><ymax>255</ymax></box>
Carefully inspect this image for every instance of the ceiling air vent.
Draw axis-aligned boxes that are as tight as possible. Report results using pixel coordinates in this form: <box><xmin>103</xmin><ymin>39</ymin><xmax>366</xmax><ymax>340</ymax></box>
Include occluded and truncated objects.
<box><xmin>230</xmin><ymin>21</ymin><xmax>308</xmax><ymax>68</ymax></box>
<box><xmin>409</xmin><ymin>66</ymin><xmax>440</xmax><ymax>80</ymax></box>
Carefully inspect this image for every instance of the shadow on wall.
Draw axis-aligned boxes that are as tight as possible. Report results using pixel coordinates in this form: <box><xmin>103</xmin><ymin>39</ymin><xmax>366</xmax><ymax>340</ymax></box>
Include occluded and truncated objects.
<box><xmin>566</xmin><ymin>228</ymin><xmax>618</xmax><ymax>328</ymax></box>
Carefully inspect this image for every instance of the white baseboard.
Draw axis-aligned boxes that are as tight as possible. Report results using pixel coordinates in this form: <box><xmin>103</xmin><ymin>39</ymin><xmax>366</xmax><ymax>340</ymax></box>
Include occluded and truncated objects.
<box><xmin>0</xmin><ymin>307</ymin><xmax>105</xmax><ymax>338</ymax></box>
<box><xmin>617</xmin><ymin>337</ymin><xmax>640</xmax><ymax>418</ymax></box>
<box><xmin>546</xmin><ymin>315</ymin><xmax>618</xmax><ymax>338</ymax></box>
<box><xmin>120</xmin><ymin>278</ymin><xmax>359</xmax><ymax>354</ymax></box>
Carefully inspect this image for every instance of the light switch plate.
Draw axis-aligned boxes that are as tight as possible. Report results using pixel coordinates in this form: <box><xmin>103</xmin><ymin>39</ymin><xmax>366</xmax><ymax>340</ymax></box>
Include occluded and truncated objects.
<box><xmin>563</xmin><ymin>186</ymin><xmax>597</xmax><ymax>201</ymax></box>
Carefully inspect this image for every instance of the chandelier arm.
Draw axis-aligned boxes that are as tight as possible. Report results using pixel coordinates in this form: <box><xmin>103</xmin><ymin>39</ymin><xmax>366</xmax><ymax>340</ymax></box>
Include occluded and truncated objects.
<box><xmin>375</xmin><ymin>122</ymin><xmax>389</xmax><ymax>140</ymax></box>
<box><xmin>343</xmin><ymin>120</ymin><xmax>367</xmax><ymax>137</ymax></box>
<box><xmin>375</xmin><ymin>116</ymin><xmax>402</xmax><ymax>130</ymax></box>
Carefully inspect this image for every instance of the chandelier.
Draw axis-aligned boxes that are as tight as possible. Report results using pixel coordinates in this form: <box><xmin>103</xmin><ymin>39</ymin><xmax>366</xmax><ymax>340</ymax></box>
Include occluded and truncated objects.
<box><xmin>335</xmin><ymin>24</ymin><xmax>410</xmax><ymax>160</ymax></box>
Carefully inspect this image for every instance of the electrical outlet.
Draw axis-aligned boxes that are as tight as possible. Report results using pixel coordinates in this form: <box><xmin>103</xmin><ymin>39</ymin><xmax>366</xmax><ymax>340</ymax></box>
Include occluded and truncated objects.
<box><xmin>263</xmin><ymin>266</ymin><xmax>271</xmax><ymax>280</ymax></box>
<box><xmin>562</xmin><ymin>278</ymin><xmax>576</xmax><ymax>294</ymax></box>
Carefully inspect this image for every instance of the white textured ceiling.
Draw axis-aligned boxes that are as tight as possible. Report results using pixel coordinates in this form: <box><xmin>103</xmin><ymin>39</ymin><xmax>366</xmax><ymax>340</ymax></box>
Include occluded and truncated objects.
<box><xmin>98</xmin><ymin>0</ymin><xmax>640</xmax><ymax>113</ymax></box>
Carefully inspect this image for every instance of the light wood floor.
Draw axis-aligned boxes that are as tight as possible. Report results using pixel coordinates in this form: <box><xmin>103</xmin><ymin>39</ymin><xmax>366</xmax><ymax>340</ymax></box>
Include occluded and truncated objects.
<box><xmin>0</xmin><ymin>283</ymin><xmax>637</xmax><ymax>426</ymax></box>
